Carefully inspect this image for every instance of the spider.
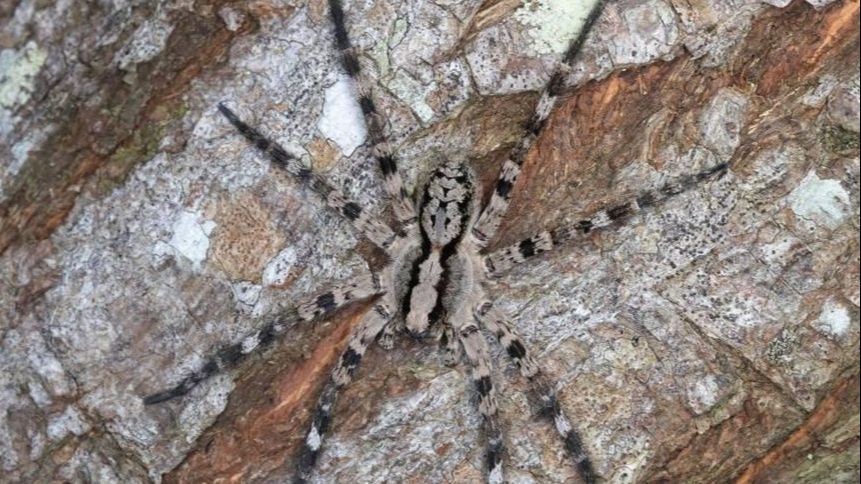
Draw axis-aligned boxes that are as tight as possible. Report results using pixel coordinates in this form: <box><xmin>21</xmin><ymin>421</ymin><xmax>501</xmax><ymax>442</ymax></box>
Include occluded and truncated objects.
<box><xmin>143</xmin><ymin>0</ymin><xmax>728</xmax><ymax>482</ymax></box>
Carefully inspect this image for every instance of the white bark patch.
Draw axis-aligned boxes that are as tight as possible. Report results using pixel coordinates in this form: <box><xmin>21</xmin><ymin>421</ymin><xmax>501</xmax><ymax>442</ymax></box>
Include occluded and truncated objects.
<box><xmin>699</xmin><ymin>88</ymin><xmax>750</xmax><ymax>160</ymax></box>
<box><xmin>263</xmin><ymin>246</ymin><xmax>300</xmax><ymax>286</ymax></box>
<box><xmin>114</xmin><ymin>17</ymin><xmax>174</xmax><ymax>71</ymax></box>
<box><xmin>687</xmin><ymin>374</ymin><xmax>720</xmax><ymax>415</ymax></box>
<box><xmin>231</xmin><ymin>281</ymin><xmax>262</xmax><ymax>311</ymax></box>
<box><xmin>318</xmin><ymin>78</ymin><xmax>367</xmax><ymax>156</ymax></box>
<box><xmin>46</xmin><ymin>406</ymin><xmax>90</xmax><ymax>442</ymax></box>
<box><xmin>218</xmin><ymin>6</ymin><xmax>245</xmax><ymax>32</ymax></box>
<box><xmin>166</xmin><ymin>211</ymin><xmax>217</xmax><ymax>270</ymax></box>
<box><xmin>608</xmin><ymin>1</ymin><xmax>680</xmax><ymax>65</ymax></box>
<box><xmin>241</xmin><ymin>335</ymin><xmax>260</xmax><ymax>354</ymax></box>
<box><xmin>514</xmin><ymin>0</ymin><xmax>605</xmax><ymax>55</ymax></box>
<box><xmin>787</xmin><ymin>171</ymin><xmax>850</xmax><ymax>230</ymax></box>
<box><xmin>813</xmin><ymin>298</ymin><xmax>852</xmax><ymax>338</ymax></box>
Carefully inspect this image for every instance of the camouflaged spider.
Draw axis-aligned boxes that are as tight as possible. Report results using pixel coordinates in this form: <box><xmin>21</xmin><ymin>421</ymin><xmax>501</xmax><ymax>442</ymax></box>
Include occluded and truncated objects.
<box><xmin>143</xmin><ymin>1</ymin><xmax>727</xmax><ymax>482</ymax></box>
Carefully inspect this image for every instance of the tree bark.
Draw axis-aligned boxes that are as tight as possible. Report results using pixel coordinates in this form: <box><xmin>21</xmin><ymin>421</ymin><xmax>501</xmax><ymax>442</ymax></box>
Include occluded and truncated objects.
<box><xmin>0</xmin><ymin>0</ymin><xmax>858</xmax><ymax>482</ymax></box>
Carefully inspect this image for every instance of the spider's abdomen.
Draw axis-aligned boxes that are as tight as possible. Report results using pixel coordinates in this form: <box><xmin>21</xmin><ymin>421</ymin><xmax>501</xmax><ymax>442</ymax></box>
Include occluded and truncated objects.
<box><xmin>404</xmin><ymin>161</ymin><xmax>477</xmax><ymax>337</ymax></box>
<box><xmin>420</xmin><ymin>161</ymin><xmax>475</xmax><ymax>247</ymax></box>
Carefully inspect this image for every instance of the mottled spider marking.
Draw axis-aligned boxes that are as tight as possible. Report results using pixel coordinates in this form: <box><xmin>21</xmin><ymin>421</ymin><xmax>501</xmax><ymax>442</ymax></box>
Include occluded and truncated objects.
<box><xmin>405</xmin><ymin>161</ymin><xmax>476</xmax><ymax>337</ymax></box>
<box><xmin>484</xmin><ymin>162</ymin><xmax>730</xmax><ymax>276</ymax></box>
<box><xmin>217</xmin><ymin>103</ymin><xmax>398</xmax><ymax>251</ymax></box>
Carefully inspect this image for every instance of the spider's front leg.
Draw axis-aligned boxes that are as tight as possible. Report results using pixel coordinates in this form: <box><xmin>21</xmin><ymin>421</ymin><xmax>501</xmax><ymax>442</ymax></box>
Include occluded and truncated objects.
<box><xmin>295</xmin><ymin>301</ymin><xmax>393</xmax><ymax>483</ymax></box>
<box><xmin>327</xmin><ymin>0</ymin><xmax>417</xmax><ymax>229</ymax></box>
<box><xmin>142</xmin><ymin>272</ymin><xmax>383</xmax><ymax>405</ymax></box>
<box><xmin>472</xmin><ymin>1</ymin><xmax>607</xmax><ymax>246</ymax></box>
<box><xmin>218</xmin><ymin>104</ymin><xmax>399</xmax><ymax>253</ymax></box>
<box><xmin>474</xmin><ymin>301</ymin><xmax>598</xmax><ymax>484</ymax></box>
<box><xmin>483</xmin><ymin>162</ymin><xmax>729</xmax><ymax>276</ymax></box>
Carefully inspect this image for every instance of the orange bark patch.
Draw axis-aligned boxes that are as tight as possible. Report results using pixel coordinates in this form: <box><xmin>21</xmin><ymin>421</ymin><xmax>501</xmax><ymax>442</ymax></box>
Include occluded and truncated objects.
<box><xmin>734</xmin><ymin>373</ymin><xmax>861</xmax><ymax>483</ymax></box>
<box><xmin>0</xmin><ymin>1</ymin><xmax>262</xmax><ymax>256</ymax></box>
<box><xmin>210</xmin><ymin>193</ymin><xmax>285</xmax><ymax>282</ymax></box>
<box><xmin>165</xmin><ymin>310</ymin><xmax>363</xmax><ymax>483</ymax></box>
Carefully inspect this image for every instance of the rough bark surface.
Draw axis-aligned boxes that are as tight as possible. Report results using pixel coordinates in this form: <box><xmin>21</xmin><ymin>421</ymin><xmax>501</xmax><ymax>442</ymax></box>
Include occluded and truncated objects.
<box><xmin>0</xmin><ymin>0</ymin><xmax>858</xmax><ymax>483</ymax></box>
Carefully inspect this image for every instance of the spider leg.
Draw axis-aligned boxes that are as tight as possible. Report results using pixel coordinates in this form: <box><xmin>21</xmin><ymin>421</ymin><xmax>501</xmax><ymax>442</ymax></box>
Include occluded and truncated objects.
<box><xmin>456</xmin><ymin>317</ymin><xmax>505</xmax><ymax>484</ymax></box>
<box><xmin>472</xmin><ymin>0</ymin><xmax>607</xmax><ymax>247</ymax></box>
<box><xmin>474</xmin><ymin>301</ymin><xmax>597</xmax><ymax>484</ymax></box>
<box><xmin>218</xmin><ymin>104</ymin><xmax>398</xmax><ymax>252</ymax></box>
<box><xmin>295</xmin><ymin>302</ymin><xmax>393</xmax><ymax>483</ymax></box>
<box><xmin>483</xmin><ymin>162</ymin><xmax>729</xmax><ymax>276</ymax></box>
<box><xmin>326</xmin><ymin>0</ymin><xmax>418</xmax><ymax>229</ymax></box>
<box><xmin>142</xmin><ymin>272</ymin><xmax>384</xmax><ymax>405</ymax></box>
<box><xmin>438</xmin><ymin>322</ymin><xmax>461</xmax><ymax>366</ymax></box>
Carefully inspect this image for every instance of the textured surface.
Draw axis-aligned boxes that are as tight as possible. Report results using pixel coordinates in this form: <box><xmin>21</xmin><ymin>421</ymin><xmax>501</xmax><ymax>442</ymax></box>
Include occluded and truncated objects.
<box><xmin>0</xmin><ymin>0</ymin><xmax>859</xmax><ymax>482</ymax></box>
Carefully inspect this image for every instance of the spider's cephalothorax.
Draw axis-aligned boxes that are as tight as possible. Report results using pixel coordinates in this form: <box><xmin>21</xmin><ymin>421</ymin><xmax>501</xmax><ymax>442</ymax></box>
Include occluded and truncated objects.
<box><xmin>143</xmin><ymin>1</ymin><xmax>730</xmax><ymax>482</ymax></box>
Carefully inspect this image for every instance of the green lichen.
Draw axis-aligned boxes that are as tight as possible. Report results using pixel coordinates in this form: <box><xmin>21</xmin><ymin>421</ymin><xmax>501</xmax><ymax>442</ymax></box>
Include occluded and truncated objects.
<box><xmin>822</xmin><ymin>125</ymin><xmax>860</xmax><ymax>154</ymax></box>
<box><xmin>94</xmin><ymin>100</ymin><xmax>188</xmax><ymax>195</ymax></box>
<box><xmin>0</xmin><ymin>41</ymin><xmax>48</xmax><ymax>109</ymax></box>
<box><xmin>765</xmin><ymin>329</ymin><xmax>797</xmax><ymax>363</ymax></box>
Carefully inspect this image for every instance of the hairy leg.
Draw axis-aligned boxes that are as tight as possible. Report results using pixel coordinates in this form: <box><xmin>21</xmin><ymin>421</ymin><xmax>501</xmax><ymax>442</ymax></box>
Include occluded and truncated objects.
<box><xmin>474</xmin><ymin>302</ymin><xmax>597</xmax><ymax>484</ymax></box>
<box><xmin>142</xmin><ymin>272</ymin><xmax>383</xmax><ymax>405</ymax></box>
<box><xmin>472</xmin><ymin>1</ymin><xmax>607</xmax><ymax>246</ymax></box>
<box><xmin>484</xmin><ymin>162</ymin><xmax>729</xmax><ymax>276</ymax></box>
<box><xmin>456</xmin><ymin>317</ymin><xmax>505</xmax><ymax>484</ymax></box>
<box><xmin>295</xmin><ymin>302</ymin><xmax>393</xmax><ymax>483</ymax></box>
<box><xmin>327</xmin><ymin>0</ymin><xmax>417</xmax><ymax>228</ymax></box>
<box><xmin>218</xmin><ymin>104</ymin><xmax>398</xmax><ymax>251</ymax></box>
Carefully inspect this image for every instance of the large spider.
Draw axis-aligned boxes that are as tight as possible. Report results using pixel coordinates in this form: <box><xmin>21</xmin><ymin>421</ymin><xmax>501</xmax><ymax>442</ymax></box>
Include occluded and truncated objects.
<box><xmin>143</xmin><ymin>1</ymin><xmax>728</xmax><ymax>482</ymax></box>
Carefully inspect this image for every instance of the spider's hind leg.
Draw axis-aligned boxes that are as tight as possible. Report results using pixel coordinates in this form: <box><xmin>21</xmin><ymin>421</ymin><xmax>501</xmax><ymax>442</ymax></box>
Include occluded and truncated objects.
<box><xmin>295</xmin><ymin>302</ymin><xmax>393</xmax><ymax>483</ymax></box>
<box><xmin>436</xmin><ymin>321</ymin><xmax>461</xmax><ymax>367</ymax></box>
<box><xmin>456</xmin><ymin>318</ymin><xmax>505</xmax><ymax>484</ymax></box>
<box><xmin>474</xmin><ymin>301</ymin><xmax>598</xmax><ymax>484</ymax></box>
<box><xmin>143</xmin><ymin>272</ymin><xmax>383</xmax><ymax>405</ymax></box>
<box><xmin>472</xmin><ymin>1</ymin><xmax>607</xmax><ymax>247</ymax></box>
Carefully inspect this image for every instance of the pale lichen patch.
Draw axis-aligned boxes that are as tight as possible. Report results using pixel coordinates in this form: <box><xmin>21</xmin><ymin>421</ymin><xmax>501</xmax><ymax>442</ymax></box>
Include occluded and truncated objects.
<box><xmin>165</xmin><ymin>210</ymin><xmax>217</xmax><ymax>271</ymax></box>
<box><xmin>513</xmin><ymin>0</ymin><xmax>604</xmax><ymax>55</ymax></box>
<box><xmin>787</xmin><ymin>170</ymin><xmax>851</xmax><ymax>230</ymax></box>
<box><xmin>0</xmin><ymin>40</ymin><xmax>47</xmax><ymax>119</ymax></box>
<box><xmin>813</xmin><ymin>298</ymin><xmax>852</xmax><ymax>339</ymax></box>
<box><xmin>389</xmin><ymin>68</ymin><xmax>436</xmax><ymax>122</ymax></box>
<box><xmin>317</xmin><ymin>78</ymin><xmax>367</xmax><ymax>156</ymax></box>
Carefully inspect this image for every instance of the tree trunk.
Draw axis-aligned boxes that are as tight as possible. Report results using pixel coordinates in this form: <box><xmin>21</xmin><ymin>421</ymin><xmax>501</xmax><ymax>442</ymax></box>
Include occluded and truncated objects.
<box><xmin>0</xmin><ymin>0</ymin><xmax>858</xmax><ymax>482</ymax></box>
